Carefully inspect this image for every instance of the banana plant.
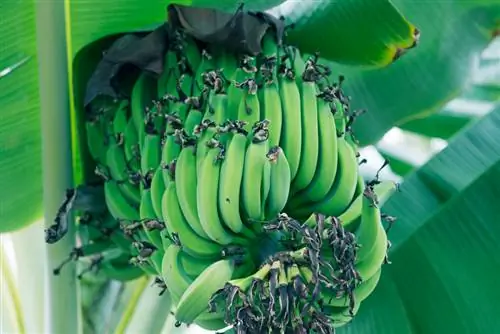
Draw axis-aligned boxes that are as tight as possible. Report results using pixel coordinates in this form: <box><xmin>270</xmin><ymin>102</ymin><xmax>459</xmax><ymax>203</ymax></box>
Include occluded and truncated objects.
<box><xmin>1</xmin><ymin>0</ymin><xmax>500</xmax><ymax>333</ymax></box>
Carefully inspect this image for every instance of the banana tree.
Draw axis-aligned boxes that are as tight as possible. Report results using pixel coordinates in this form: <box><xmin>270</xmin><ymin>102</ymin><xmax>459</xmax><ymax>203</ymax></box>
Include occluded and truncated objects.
<box><xmin>1</xmin><ymin>0</ymin><xmax>500</xmax><ymax>333</ymax></box>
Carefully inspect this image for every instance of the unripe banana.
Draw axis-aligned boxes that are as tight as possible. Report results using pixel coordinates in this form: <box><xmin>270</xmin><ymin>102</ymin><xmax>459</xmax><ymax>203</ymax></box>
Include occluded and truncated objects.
<box><xmin>241</xmin><ymin>129</ymin><xmax>270</xmax><ymax>222</ymax></box>
<box><xmin>356</xmin><ymin>186</ymin><xmax>386</xmax><ymax>263</ymax></box>
<box><xmin>277</xmin><ymin>64</ymin><xmax>302</xmax><ymax>179</ymax></box>
<box><xmin>104</xmin><ymin>181</ymin><xmax>140</xmax><ymax>221</ymax></box>
<box><xmin>322</xmin><ymin>269</ymin><xmax>381</xmax><ymax>308</ymax></box>
<box><xmin>295</xmin><ymin>138</ymin><xmax>359</xmax><ymax>218</ymax></box>
<box><xmin>174</xmin><ymin>258</ymin><xmax>235</xmax><ymax>325</ymax></box>
<box><xmin>139</xmin><ymin>189</ymin><xmax>164</xmax><ymax>250</ymax></box>
<box><xmin>162</xmin><ymin>244</ymin><xmax>193</xmax><ymax>304</ymax></box>
<box><xmin>141</xmin><ymin>131</ymin><xmax>162</xmax><ymax>178</ymax></box>
<box><xmin>85</xmin><ymin>119</ymin><xmax>107</xmax><ymax>164</ymax></box>
<box><xmin>338</xmin><ymin>180</ymin><xmax>397</xmax><ymax>230</ymax></box>
<box><xmin>175</xmin><ymin>142</ymin><xmax>211</xmax><ymax>239</ymax></box>
<box><xmin>149</xmin><ymin>166</ymin><xmax>166</xmax><ymax>220</ymax></box>
<box><xmin>265</xmin><ymin>146</ymin><xmax>291</xmax><ymax>220</ymax></box>
<box><xmin>131</xmin><ymin>72</ymin><xmax>157</xmax><ymax>137</ymax></box>
<box><xmin>291</xmin><ymin>73</ymin><xmax>319</xmax><ymax>193</ymax></box>
<box><xmin>162</xmin><ymin>179</ymin><xmax>222</xmax><ymax>259</ymax></box>
<box><xmin>287</xmin><ymin>98</ymin><xmax>338</xmax><ymax>209</ymax></box>
<box><xmin>219</xmin><ymin>130</ymin><xmax>247</xmax><ymax>233</ymax></box>
<box><xmin>197</xmin><ymin>143</ymin><xmax>245</xmax><ymax>245</ymax></box>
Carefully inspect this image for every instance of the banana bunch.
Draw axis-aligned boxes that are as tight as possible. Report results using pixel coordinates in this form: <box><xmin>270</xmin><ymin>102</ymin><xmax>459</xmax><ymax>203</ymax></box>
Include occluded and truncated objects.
<box><xmin>49</xmin><ymin>12</ymin><xmax>400</xmax><ymax>333</ymax></box>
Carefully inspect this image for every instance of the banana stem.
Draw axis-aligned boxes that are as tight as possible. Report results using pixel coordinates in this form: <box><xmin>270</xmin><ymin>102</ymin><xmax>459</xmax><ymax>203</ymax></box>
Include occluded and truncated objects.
<box><xmin>122</xmin><ymin>277</ymin><xmax>173</xmax><ymax>334</ymax></box>
<box><xmin>35</xmin><ymin>0</ymin><xmax>78</xmax><ymax>333</ymax></box>
<box><xmin>114</xmin><ymin>276</ymin><xmax>150</xmax><ymax>334</ymax></box>
<box><xmin>0</xmin><ymin>244</ymin><xmax>26</xmax><ymax>334</ymax></box>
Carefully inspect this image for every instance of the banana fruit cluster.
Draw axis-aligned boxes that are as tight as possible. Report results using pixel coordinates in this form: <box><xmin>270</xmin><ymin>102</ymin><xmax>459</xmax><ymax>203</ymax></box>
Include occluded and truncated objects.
<box><xmin>56</xmin><ymin>20</ymin><xmax>399</xmax><ymax>333</ymax></box>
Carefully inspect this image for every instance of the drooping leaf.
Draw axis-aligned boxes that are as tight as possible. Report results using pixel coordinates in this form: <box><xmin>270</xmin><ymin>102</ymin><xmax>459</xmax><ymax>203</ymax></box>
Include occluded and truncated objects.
<box><xmin>340</xmin><ymin>104</ymin><xmax>500</xmax><ymax>333</ymax></box>
<box><xmin>273</xmin><ymin>0</ymin><xmax>419</xmax><ymax>67</ymax></box>
<box><xmin>327</xmin><ymin>3</ymin><xmax>500</xmax><ymax>145</ymax></box>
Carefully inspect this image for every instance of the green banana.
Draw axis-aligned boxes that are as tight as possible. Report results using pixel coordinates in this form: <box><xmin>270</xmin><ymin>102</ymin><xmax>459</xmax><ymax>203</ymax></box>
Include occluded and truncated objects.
<box><xmin>277</xmin><ymin>64</ymin><xmax>302</xmax><ymax>180</ymax></box>
<box><xmin>157</xmin><ymin>49</ymin><xmax>179</xmax><ymax>99</ymax></box>
<box><xmin>106</xmin><ymin>143</ymin><xmax>141</xmax><ymax>205</ymax></box>
<box><xmin>237</xmin><ymin>88</ymin><xmax>260</xmax><ymax>133</ymax></box>
<box><xmin>179</xmin><ymin>250</ymin><xmax>214</xmax><ymax>278</ymax></box>
<box><xmin>174</xmin><ymin>258</ymin><xmax>235</xmax><ymax>325</ymax></box>
<box><xmin>162</xmin><ymin>179</ymin><xmax>222</xmax><ymax>259</ymax></box>
<box><xmin>197</xmin><ymin>143</ymin><xmax>242</xmax><ymax>245</ymax></box>
<box><xmin>321</xmin><ymin>269</ymin><xmax>382</xmax><ymax>308</ymax></box>
<box><xmin>291</xmin><ymin>73</ymin><xmax>319</xmax><ymax>193</ymax></box>
<box><xmin>123</xmin><ymin>118</ymin><xmax>141</xmax><ymax>171</ymax></box>
<box><xmin>196</xmin><ymin>93</ymin><xmax>227</xmax><ymax>175</ymax></box>
<box><xmin>141</xmin><ymin>131</ymin><xmax>162</xmax><ymax>179</ymax></box>
<box><xmin>265</xmin><ymin>146</ymin><xmax>291</xmax><ymax>220</ymax></box>
<box><xmin>356</xmin><ymin>223</ymin><xmax>388</xmax><ymax>280</ymax></box>
<box><xmin>139</xmin><ymin>189</ymin><xmax>164</xmax><ymax>250</ymax></box>
<box><xmin>297</xmin><ymin>138</ymin><xmax>358</xmax><ymax>218</ymax></box>
<box><xmin>258</xmin><ymin>82</ymin><xmax>282</xmax><ymax>147</ymax></box>
<box><xmin>100</xmin><ymin>261</ymin><xmax>145</xmax><ymax>282</ymax></box>
<box><xmin>218</xmin><ymin>130</ymin><xmax>247</xmax><ymax>233</ymax></box>
<box><xmin>355</xmin><ymin>187</ymin><xmax>385</xmax><ymax>263</ymax></box>
<box><xmin>338</xmin><ymin>180</ymin><xmax>397</xmax><ymax>231</ymax></box>
<box><xmin>104</xmin><ymin>181</ymin><xmax>140</xmax><ymax>221</ymax></box>
<box><xmin>131</xmin><ymin>72</ymin><xmax>157</xmax><ymax>139</ymax></box>
<box><xmin>184</xmin><ymin>107</ymin><xmax>204</xmax><ymax>135</ymax></box>
<box><xmin>85</xmin><ymin>119</ymin><xmax>107</xmax><ymax>164</ymax></box>
<box><xmin>193</xmin><ymin>317</ymin><xmax>229</xmax><ymax>331</ymax></box>
<box><xmin>289</xmin><ymin>98</ymin><xmax>338</xmax><ymax>207</ymax></box>
<box><xmin>111</xmin><ymin>100</ymin><xmax>130</xmax><ymax>136</ymax></box>
<box><xmin>149</xmin><ymin>166</ymin><xmax>166</xmax><ymax>220</ymax></box>
<box><xmin>175</xmin><ymin>142</ymin><xmax>211</xmax><ymax>239</ymax></box>
<box><xmin>162</xmin><ymin>244</ymin><xmax>193</xmax><ymax>304</ymax></box>
<box><xmin>241</xmin><ymin>129</ymin><xmax>270</xmax><ymax>221</ymax></box>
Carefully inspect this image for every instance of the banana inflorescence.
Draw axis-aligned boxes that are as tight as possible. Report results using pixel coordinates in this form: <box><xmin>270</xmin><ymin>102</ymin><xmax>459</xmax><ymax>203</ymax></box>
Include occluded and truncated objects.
<box><xmin>47</xmin><ymin>8</ymin><xmax>400</xmax><ymax>333</ymax></box>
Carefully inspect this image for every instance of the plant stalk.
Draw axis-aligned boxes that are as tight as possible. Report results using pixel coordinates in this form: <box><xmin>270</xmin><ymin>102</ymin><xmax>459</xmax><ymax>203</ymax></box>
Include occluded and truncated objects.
<box><xmin>114</xmin><ymin>276</ymin><xmax>150</xmax><ymax>334</ymax></box>
<box><xmin>1</xmin><ymin>240</ymin><xmax>26</xmax><ymax>334</ymax></box>
<box><xmin>35</xmin><ymin>0</ymin><xmax>79</xmax><ymax>333</ymax></box>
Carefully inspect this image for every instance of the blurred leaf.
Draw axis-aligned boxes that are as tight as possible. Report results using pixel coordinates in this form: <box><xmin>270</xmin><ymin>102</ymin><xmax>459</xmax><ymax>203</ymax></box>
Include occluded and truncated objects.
<box><xmin>275</xmin><ymin>0</ymin><xmax>418</xmax><ymax>67</ymax></box>
<box><xmin>399</xmin><ymin>109</ymin><xmax>475</xmax><ymax>139</ymax></box>
<box><xmin>378</xmin><ymin>150</ymin><xmax>416</xmax><ymax>176</ymax></box>
<box><xmin>340</xmin><ymin>104</ymin><xmax>500</xmax><ymax>333</ymax></box>
<box><xmin>0</xmin><ymin>1</ymin><xmax>43</xmax><ymax>232</ymax></box>
<box><xmin>461</xmin><ymin>83</ymin><xmax>500</xmax><ymax>102</ymax></box>
<box><xmin>399</xmin><ymin>83</ymin><xmax>500</xmax><ymax>139</ymax></box>
<box><xmin>329</xmin><ymin>2</ymin><xmax>500</xmax><ymax>145</ymax></box>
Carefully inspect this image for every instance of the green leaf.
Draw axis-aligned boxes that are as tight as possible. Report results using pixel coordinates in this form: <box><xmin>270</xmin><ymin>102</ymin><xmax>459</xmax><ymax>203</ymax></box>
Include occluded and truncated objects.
<box><xmin>329</xmin><ymin>3</ymin><xmax>500</xmax><ymax>145</ymax></box>
<box><xmin>279</xmin><ymin>0</ymin><xmax>418</xmax><ymax>67</ymax></box>
<box><xmin>340</xmin><ymin>104</ymin><xmax>500</xmax><ymax>332</ymax></box>
<box><xmin>0</xmin><ymin>1</ymin><xmax>43</xmax><ymax>233</ymax></box>
<box><xmin>399</xmin><ymin>83</ymin><xmax>500</xmax><ymax>139</ymax></box>
<box><xmin>398</xmin><ymin>109</ymin><xmax>475</xmax><ymax>139</ymax></box>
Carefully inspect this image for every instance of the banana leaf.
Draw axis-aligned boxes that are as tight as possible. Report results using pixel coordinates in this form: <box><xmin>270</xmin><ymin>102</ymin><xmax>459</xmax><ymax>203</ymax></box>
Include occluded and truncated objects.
<box><xmin>330</xmin><ymin>2</ymin><xmax>500</xmax><ymax>145</ymax></box>
<box><xmin>340</xmin><ymin>104</ymin><xmax>500</xmax><ymax>333</ymax></box>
